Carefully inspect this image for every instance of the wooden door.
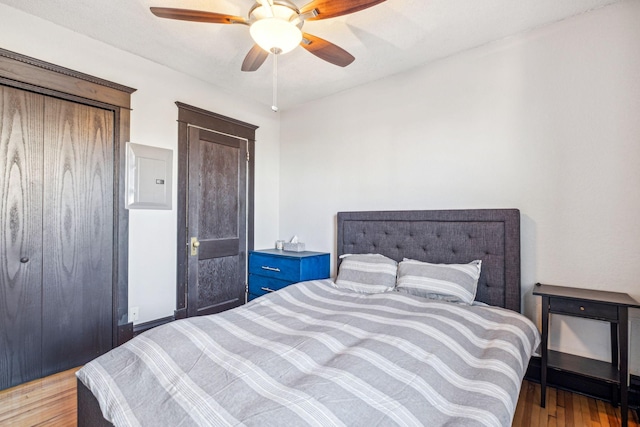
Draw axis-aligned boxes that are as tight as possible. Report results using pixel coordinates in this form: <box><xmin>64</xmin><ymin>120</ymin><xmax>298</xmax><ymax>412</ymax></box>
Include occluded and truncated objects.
<box><xmin>186</xmin><ymin>126</ymin><xmax>247</xmax><ymax>317</ymax></box>
<box><xmin>41</xmin><ymin>97</ymin><xmax>114</xmax><ymax>375</ymax></box>
<box><xmin>0</xmin><ymin>86</ymin><xmax>44</xmax><ymax>389</ymax></box>
<box><xmin>0</xmin><ymin>86</ymin><xmax>114</xmax><ymax>390</ymax></box>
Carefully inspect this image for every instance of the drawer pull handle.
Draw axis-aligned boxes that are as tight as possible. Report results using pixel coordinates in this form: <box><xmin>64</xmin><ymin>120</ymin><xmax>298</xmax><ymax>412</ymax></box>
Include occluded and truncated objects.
<box><xmin>261</xmin><ymin>266</ymin><xmax>281</xmax><ymax>272</ymax></box>
<box><xmin>261</xmin><ymin>287</ymin><xmax>276</xmax><ymax>293</ymax></box>
<box><xmin>580</xmin><ymin>306</ymin><xmax>585</xmax><ymax>311</ymax></box>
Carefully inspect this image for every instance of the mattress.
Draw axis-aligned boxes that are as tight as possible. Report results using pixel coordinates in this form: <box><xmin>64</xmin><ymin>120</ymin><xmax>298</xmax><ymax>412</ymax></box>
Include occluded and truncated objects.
<box><xmin>77</xmin><ymin>279</ymin><xmax>540</xmax><ymax>427</ymax></box>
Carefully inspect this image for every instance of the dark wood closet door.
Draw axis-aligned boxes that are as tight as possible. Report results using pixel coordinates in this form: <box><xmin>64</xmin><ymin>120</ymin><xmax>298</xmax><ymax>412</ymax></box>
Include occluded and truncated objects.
<box><xmin>0</xmin><ymin>86</ymin><xmax>45</xmax><ymax>390</ymax></box>
<box><xmin>187</xmin><ymin>126</ymin><xmax>247</xmax><ymax>317</ymax></box>
<box><xmin>41</xmin><ymin>98</ymin><xmax>114</xmax><ymax>375</ymax></box>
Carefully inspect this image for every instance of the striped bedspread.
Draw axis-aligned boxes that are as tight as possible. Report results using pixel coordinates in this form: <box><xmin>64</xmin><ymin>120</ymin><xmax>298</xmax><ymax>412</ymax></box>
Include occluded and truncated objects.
<box><xmin>77</xmin><ymin>279</ymin><xmax>540</xmax><ymax>427</ymax></box>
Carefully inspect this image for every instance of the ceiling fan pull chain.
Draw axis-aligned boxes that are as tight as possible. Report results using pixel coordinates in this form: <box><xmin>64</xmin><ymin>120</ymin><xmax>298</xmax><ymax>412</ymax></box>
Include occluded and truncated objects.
<box><xmin>272</xmin><ymin>50</ymin><xmax>279</xmax><ymax>112</ymax></box>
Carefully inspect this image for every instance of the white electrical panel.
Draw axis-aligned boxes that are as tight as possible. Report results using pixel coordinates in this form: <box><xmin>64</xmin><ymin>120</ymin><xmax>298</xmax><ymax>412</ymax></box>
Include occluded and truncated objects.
<box><xmin>125</xmin><ymin>142</ymin><xmax>173</xmax><ymax>210</ymax></box>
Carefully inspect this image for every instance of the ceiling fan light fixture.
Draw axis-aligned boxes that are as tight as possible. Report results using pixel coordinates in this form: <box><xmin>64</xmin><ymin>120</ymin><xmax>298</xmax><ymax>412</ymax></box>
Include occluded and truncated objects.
<box><xmin>250</xmin><ymin>17</ymin><xmax>302</xmax><ymax>54</ymax></box>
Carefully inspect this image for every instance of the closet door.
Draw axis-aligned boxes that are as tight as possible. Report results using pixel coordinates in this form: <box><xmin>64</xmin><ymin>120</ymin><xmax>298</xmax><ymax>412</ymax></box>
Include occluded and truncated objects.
<box><xmin>0</xmin><ymin>86</ymin><xmax>45</xmax><ymax>389</ymax></box>
<box><xmin>41</xmin><ymin>97</ymin><xmax>114</xmax><ymax>375</ymax></box>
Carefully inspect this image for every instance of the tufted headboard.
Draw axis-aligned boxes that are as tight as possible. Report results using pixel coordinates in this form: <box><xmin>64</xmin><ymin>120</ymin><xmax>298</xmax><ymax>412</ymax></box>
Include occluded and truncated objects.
<box><xmin>336</xmin><ymin>209</ymin><xmax>521</xmax><ymax>312</ymax></box>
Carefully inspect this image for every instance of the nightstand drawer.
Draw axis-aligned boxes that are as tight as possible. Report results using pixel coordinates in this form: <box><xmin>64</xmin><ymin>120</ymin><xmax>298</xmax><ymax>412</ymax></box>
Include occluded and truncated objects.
<box><xmin>249</xmin><ymin>253</ymin><xmax>301</xmax><ymax>282</ymax></box>
<box><xmin>248</xmin><ymin>250</ymin><xmax>330</xmax><ymax>301</ymax></box>
<box><xmin>248</xmin><ymin>275</ymin><xmax>292</xmax><ymax>297</ymax></box>
<box><xmin>549</xmin><ymin>298</ymin><xmax>618</xmax><ymax>320</ymax></box>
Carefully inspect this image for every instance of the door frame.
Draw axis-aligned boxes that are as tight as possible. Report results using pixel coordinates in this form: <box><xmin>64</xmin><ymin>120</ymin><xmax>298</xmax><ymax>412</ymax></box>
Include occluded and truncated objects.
<box><xmin>0</xmin><ymin>47</ymin><xmax>136</xmax><ymax>346</ymax></box>
<box><xmin>175</xmin><ymin>102</ymin><xmax>257</xmax><ymax>319</ymax></box>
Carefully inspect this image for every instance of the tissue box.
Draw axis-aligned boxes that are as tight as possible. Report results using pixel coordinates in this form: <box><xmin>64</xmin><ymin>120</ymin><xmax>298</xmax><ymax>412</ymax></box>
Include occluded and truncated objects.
<box><xmin>283</xmin><ymin>242</ymin><xmax>305</xmax><ymax>252</ymax></box>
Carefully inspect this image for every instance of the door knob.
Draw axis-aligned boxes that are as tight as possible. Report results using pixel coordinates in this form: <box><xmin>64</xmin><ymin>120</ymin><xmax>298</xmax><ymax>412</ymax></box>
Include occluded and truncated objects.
<box><xmin>20</xmin><ymin>257</ymin><xmax>29</xmax><ymax>263</ymax></box>
<box><xmin>190</xmin><ymin>237</ymin><xmax>200</xmax><ymax>256</ymax></box>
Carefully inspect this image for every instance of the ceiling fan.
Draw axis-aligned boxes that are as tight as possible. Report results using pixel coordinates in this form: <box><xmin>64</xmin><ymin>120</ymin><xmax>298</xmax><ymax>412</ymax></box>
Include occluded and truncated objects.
<box><xmin>150</xmin><ymin>0</ymin><xmax>388</xmax><ymax>72</ymax></box>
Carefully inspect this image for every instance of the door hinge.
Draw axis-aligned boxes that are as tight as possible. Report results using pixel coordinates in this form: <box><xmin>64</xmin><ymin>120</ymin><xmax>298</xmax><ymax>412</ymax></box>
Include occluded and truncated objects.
<box><xmin>246</xmin><ymin>151</ymin><xmax>250</xmax><ymax>162</ymax></box>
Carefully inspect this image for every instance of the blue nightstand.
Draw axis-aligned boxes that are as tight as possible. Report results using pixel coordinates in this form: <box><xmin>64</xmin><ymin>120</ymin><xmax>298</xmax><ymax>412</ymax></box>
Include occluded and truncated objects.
<box><xmin>248</xmin><ymin>249</ymin><xmax>330</xmax><ymax>301</ymax></box>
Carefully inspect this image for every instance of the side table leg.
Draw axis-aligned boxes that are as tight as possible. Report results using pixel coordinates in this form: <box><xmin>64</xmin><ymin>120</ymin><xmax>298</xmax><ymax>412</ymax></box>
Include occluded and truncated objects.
<box><xmin>611</xmin><ymin>322</ymin><xmax>619</xmax><ymax>407</ymax></box>
<box><xmin>619</xmin><ymin>307</ymin><xmax>629</xmax><ymax>427</ymax></box>
<box><xmin>540</xmin><ymin>296</ymin><xmax>549</xmax><ymax>408</ymax></box>
<box><xmin>611</xmin><ymin>322</ymin><xmax>619</xmax><ymax>366</ymax></box>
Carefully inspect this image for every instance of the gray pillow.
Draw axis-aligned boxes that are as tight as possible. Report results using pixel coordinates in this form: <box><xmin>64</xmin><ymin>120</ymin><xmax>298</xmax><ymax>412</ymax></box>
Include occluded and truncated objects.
<box><xmin>396</xmin><ymin>259</ymin><xmax>482</xmax><ymax>304</ymax></box>
<box><xmin>335</xmin><ymin>254</ymin><xmax>397</xmax><ymax>293</ymax></box>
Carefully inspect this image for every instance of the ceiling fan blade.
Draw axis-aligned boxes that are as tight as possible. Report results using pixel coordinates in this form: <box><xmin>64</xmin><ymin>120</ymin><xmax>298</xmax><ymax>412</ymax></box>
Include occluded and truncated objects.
<box><xmin>241</xmin><ymin>45</ymin><xmax>269</xmax><ymax>72</ymax></box>
<box><xmin>300</xmin><ymin>33</ymin><xmax>355</xmax><ymax>67</ymax></box>
<box><xmin>150</xmin><ymin>7</ymin><xmax>246</xmax><ymax>25</ymax></box>
<box><xmin>300</xmin><ymin>0</ymin><xmax>386</xmax><ymax>21</ymax></box>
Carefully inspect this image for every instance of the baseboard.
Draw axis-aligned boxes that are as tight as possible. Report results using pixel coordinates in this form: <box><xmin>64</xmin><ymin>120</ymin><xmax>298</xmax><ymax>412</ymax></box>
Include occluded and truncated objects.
<box><xmin>133</xmin><ymin>316</ymin><xmax>175</xmax><ymax>336</ymax></box>
<box><xmin>526</xmin><ymin>356</ymin><xmax>640</xmax><ymax>409</ymax></box>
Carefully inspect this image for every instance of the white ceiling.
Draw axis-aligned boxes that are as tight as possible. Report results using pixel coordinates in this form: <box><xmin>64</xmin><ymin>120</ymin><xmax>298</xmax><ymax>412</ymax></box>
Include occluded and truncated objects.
<box><xmin>0</xmin><ymin>0</ymin><xmax>622</xmax><ymax>110</ymax></box>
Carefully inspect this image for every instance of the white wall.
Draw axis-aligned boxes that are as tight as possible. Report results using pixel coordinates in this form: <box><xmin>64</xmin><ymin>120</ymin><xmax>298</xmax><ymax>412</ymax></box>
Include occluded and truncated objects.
<box><xmin>0</xmin><ymin>4</ymin><xmax>280</xmax><ymax>324</ymax></box>
<box><xmin>3</xmin><ymin>0</ymin><xmax>639</xmax><ymax>374</ymax></box>
<box><xmin>279</xmin><ymin>0</ymin><xmax>640</xmax><ymax>373</ymax></box>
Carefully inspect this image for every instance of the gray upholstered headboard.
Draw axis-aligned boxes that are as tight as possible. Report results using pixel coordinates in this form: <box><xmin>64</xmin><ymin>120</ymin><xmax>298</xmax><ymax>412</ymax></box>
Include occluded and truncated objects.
<box><xmin>336</xmin><ymin>209</ymin><xmax>521</xmax><ymax>312</ymax></box>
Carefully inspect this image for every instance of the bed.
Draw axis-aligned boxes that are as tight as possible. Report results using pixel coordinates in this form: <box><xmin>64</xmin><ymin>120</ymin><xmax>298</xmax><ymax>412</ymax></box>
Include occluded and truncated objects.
<box><xmin>77</xmin><ymin>209</ymin><xmax>539</xmax><ymax>426</ymax></box>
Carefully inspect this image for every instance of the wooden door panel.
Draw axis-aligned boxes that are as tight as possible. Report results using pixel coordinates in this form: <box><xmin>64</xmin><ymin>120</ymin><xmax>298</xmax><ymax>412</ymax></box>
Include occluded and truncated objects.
<box><xmin>198</xmin><ymin>138</ymin><xmax>239</xmax><ymax>239</ymax></box>
<box><xmin>198</xmin><ymin>238</ymin><xmax>240</xmax><ymax>259</ymax></box>
<box><xmin>187</xmin><ymin>127</ymin><xmax>247</xmax><ymax>317</ymax></box>
<box><xmin>196</xmin><ymin>257</ymin><xmax>241</xmax><ymax>315</ymax></box>
<box><xmin>41</xmin><ymin>98</ymin><xmax>114</xmax><ymax>375</ymax></box>
<box><xmin>0</xmin><ymin>86</ymin><xmax>44</xmax><ymax>390</ymax></box>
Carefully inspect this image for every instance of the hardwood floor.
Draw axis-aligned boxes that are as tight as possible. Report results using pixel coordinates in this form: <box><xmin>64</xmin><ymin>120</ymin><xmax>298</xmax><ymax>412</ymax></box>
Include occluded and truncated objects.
<box><xmin>0</xmin><ymin>370</ymin><xmax>638</xmax><ymax>426</ymax></box>
<box><xmin>514</xmin><ymin>381</ymin><xmax>639</xmax><ymax>427</ymax></box>
<box><xmin>0</xmin><ymin>367</ymin><xmax>77</xmax><ymax>426</ymax></box>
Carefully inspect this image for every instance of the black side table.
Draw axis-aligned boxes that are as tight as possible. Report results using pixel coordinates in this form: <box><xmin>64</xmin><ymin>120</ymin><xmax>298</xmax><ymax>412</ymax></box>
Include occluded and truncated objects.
<box><xmin>533</xmin><ymin>283</ymin><xmax>640</xmax><ymax>426</ymax></box>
